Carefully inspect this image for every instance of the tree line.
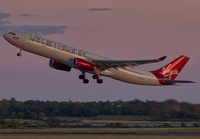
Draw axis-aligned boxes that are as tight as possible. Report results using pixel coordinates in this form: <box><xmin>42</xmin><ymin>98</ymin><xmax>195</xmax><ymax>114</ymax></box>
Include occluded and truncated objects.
<box><xmin>0</xmin><ymin>98</ymin><xmax>200</xmax><ymax>121</ymax></box>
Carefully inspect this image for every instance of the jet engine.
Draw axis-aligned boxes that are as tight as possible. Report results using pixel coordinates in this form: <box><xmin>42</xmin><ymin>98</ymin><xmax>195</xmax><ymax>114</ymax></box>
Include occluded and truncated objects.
<box><xmin>73</xmin><ymin>58</ymin><xmax>94</xmax><ymax>71</ymax></box>
<box><xmin>49</xmin><ymin>59</ymin><xmax>71</xmax><ymax>71</ymax></box>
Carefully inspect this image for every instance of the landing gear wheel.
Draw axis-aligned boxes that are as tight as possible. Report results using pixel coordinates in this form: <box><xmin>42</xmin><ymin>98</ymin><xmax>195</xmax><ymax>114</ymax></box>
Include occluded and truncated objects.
<box><xmin>92</xmin><ymin>74</ymin><xmax>98</xmax><ymax>79</ymax></box>
<box><xmin>17</xmin><ymin>53</ymin><xmax>21</xmax><ymax>57</ymax></box>
<box><xmin>83</xmin><ymin>79</ymin><xmax>89</xmax><ymax>84</ymax></box>
<box><xmin>97</xmin><ymin>79</ymin><xmax>103</xmax><ymax>84</ymax></box>
<box><xmin>79</xmin><ymin>75</ymin><xmax>85</xmax><ymax>79</ymax></box>
<box><xmin>79</xmin><ymin>72</ymin><xmax>89</xmax><ymax>84</ymax></box>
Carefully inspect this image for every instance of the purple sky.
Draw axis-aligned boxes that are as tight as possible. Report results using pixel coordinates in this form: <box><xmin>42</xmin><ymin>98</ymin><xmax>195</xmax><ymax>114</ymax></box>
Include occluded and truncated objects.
<box><xmin>0</xmin><ymin>0</ymin><xmax>199</xmax><ymax>103</ymax></box>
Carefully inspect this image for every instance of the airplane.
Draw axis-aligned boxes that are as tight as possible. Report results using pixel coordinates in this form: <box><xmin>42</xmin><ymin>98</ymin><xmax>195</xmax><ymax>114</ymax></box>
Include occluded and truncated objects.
<box><xmin>3</xmin><ymin>31</ymin><xmax>195</xmax><ymax>85</ymax></box>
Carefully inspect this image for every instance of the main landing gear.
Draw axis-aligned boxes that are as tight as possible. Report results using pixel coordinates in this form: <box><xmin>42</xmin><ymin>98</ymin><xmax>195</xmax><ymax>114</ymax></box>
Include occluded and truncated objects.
<box><xmin>17</xmin><ymin>48</ymin><xmax>22</xmax><ymax>57</ymax></box>
<box><xmin>79</xmin><ymin>72</ymin><xmax>89</xmax><ymax>84</ymax></box>
<box><xmin>92</xmin><ymin>74</ymin><xmax>103</xmax><ymax>84</ymax></box>
<box><xmin>78</xmin><ymin>73</ymin><xmax>103</xmax><ymax>84</ymax></box>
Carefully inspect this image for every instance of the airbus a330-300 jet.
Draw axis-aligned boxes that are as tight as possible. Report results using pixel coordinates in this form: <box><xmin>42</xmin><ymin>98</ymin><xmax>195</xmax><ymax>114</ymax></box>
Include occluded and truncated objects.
<box><xmin>4</xmin><ymin>31</ymin><xmax>195</xmax><ymax>85</ymax></box>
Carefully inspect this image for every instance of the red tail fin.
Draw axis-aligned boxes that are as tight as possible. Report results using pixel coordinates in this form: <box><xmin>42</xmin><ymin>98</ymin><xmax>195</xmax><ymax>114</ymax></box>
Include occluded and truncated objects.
<box><xmin>151</xmin><ymin>55</ymin><xmax>190</xmax><ymax>80</ymax></box>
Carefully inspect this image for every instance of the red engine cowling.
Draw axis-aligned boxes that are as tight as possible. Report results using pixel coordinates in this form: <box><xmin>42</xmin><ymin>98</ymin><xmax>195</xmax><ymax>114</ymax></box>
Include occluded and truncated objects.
<box><xmin>73</xmin><ymin>58</ymin><xmax>94</xmax><ymax>71</ymax></box>
<box><xmin>49</xmin><ymin>59</ymin><xmax>71</xmax><ymax>71</ymax></box>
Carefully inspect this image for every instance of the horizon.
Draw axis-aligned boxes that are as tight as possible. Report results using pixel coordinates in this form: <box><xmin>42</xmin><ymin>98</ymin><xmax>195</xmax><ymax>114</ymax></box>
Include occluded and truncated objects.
<box><xmin>3</xmin><ymin>97</ymin><xmax>200</xmax><ymax>104</ymax></box>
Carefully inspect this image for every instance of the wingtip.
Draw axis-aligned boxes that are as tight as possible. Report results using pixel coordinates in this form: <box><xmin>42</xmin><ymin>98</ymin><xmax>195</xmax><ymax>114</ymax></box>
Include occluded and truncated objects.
<box><xmin>158</xmin><ymin>56</ymin><xmax>167</xmax><ymax>61</ymax></box>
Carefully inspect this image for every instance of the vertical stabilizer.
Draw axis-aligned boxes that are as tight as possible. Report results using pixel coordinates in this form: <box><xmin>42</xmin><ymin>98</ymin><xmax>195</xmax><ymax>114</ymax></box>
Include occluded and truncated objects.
<box><xmin>151</xmin><ymin>55</ymin><xmax>190</xmax><ymax>80</ymax></box>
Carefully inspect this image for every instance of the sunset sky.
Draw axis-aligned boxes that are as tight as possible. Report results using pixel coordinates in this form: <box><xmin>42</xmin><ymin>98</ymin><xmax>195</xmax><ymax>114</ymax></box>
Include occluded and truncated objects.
<box><xmin>0</xmin><ymin>0</ymin><xmax>199</xmax><ymax>103</ymax></box>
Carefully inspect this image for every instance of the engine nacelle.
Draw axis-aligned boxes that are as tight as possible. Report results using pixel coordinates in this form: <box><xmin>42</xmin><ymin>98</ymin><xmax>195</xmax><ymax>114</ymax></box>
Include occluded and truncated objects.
<box><xmin>73</xmin><ymin>58</ymin><xmax>94</xmax><ymax>71</ymax></box>
<box><xmin>49</xmin><ymin>59</ymin><xmax>71</xmax><ymax>71</ymax></box>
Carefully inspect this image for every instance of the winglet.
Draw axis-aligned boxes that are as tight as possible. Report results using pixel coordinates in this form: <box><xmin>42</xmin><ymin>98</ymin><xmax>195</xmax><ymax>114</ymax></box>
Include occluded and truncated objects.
<box><xmin>158</xmin><ymin>56</ymin><xmax>167</xmax><ymax>61</ymax></box>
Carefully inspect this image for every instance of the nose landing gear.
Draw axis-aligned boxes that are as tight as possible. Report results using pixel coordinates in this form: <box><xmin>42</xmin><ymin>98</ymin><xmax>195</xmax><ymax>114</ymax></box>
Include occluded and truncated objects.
<box><xmin>17</xmin><ymin>48</ymin><xmax>22</xmax><ymax>57</ymax></box>
<box><xmin>17</xmin><ymin>53</ymin><xmax>21</xmax><ymax>57</ymax></box>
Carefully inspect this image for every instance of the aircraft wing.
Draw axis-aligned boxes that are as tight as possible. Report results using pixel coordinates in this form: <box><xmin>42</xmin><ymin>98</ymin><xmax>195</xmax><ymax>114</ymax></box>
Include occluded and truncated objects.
<box><xmin>92</xmin><ymin>56</ymin><xmax>166</xmax><ymax>69</ymax></box>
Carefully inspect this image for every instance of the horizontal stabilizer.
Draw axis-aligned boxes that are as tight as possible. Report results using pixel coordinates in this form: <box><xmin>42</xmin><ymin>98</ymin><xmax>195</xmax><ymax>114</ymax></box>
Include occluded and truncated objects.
<box><xmin>164</xmin><ymin>79</ymin><xmax>196</xmax><ymax>84</ymax></box>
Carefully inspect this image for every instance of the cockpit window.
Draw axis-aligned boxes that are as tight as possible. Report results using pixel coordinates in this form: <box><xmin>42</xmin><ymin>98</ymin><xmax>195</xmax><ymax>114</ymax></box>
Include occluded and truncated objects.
<box><xmin>9</xmin><ymin>32</ymin><xmax>16</xmax><ymax>35</ymax></box>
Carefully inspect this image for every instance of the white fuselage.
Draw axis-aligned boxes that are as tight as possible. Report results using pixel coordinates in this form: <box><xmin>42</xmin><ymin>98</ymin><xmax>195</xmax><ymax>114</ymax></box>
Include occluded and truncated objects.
<box><xmin>4</xmin><ymin>32</ymin><xmax>161</xmax><ymax>85</ymax></box>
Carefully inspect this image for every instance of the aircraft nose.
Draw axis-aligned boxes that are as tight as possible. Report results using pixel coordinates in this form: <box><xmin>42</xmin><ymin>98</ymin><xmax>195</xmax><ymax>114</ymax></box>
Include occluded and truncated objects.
<box><xmin>3</xmin><ymin>33</ymin><xmax>10</xmax><ymax>41</ymax></box>
<box><xmin>3</xmin><ymin>34</ymin><xmax>8</xmax><ymax>39</ymax></box>
<box><xmin>3</xmin><ymin>33</ymin><xmax>13</xmax><ymax>43</ymax></box>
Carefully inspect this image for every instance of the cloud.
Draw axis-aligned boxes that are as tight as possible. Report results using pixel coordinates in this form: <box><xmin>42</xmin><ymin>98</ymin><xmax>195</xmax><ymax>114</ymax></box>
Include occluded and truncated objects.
<box><xmin>18</xmin><ymin>14</ymin><xmax>39</xmax><ymax>17</ymax></box>
<box><xmin>0</xmin><ymin>25</ymin><xmax>67</xmax><ymax>36</ymax></box>
<box><xmin>0</xmin><ymin>12</ymin><xmax>11</xmax><ymax>25</ymax></box>
<box><xmin>88</xmin><ymin>8</ymin><xmax>112</xmax><ymax>11</ymax></box>
<box><xmin>0</xmin><ymin>12</ymin><xmax>66</xmax><ymax>36</ymax></box>
<box><xmin>18</xmin><ymin>14</ymin><xmax>31</xmax><ymax>17</ymax></box>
